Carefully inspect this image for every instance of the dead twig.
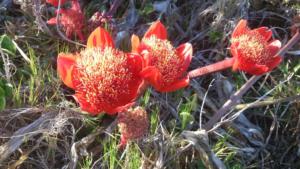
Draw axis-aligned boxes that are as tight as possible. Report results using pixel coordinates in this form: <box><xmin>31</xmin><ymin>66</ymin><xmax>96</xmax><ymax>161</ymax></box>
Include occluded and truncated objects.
<box><xmin>235</xmin><ymin>94</ymin><xmax>300</xmax><ymax>110</ymax></box>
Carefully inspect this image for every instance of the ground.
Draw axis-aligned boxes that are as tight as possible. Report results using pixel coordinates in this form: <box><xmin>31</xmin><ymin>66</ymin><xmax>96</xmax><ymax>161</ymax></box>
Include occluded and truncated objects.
<box><xmin>0</xmin><ymin>0</ymin><xmax>300</xmax><ymax>168</ymax></box>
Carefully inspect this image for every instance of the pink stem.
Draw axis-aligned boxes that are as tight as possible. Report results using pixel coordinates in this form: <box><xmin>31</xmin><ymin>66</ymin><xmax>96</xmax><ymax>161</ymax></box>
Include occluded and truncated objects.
<box><xmin>188</xmin><ymin>58</ymin><xmax>234</xmax><ymax>78</ymax></box>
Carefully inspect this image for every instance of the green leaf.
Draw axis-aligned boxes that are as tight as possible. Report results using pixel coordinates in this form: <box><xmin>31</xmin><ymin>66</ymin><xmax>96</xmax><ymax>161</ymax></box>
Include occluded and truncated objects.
<box><xmin>0</xmin><ymin>96</ymin><xmax>6</xmax><ymax>111</ymax></box>
<box><xmin>0</xmin><ymin>86</ymin><xmax>5</xmax><ymax>97</ymax></box>
<box><xmin>0</xmin><ymin>34</ymin><xmax>16</xmax><ymax>55</ymax></box>
<box><xmin>180</xmin><ymin>111</ymin><xmax>194</xmax><ymax>130</ymax></box>
<box><xmin>4</xmin><ymin>83</ymin><xmax>13</xmax><ymax>97</ymax></box>
<box><xmin>143</xmin><ymin>3</ymin><xmax>154</xmax><ymax>15</ymax></box>
<box><xmin>209</xmin><ymin>31</ymin><xmax>223</xmax><ymax>43</ymax></box>
<box><xmin>293</xmin><ymin>64</ymin><xmax>300</xmax><ymax>73</ymax></box>
<box><xmin>0</xmin><ymin>87</ymin><xmax>6</xmax><ymax>111</ymax></box>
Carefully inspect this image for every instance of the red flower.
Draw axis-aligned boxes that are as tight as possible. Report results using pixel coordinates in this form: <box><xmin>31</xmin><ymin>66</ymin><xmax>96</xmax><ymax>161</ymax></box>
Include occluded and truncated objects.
<box><xmin>188</xmin><ymin>19</ymin><xmax>283</xmax><ymax>78</ymax></box>
<box><xmin>136</xmin><ymin>21</ymin><xmax>193</xmax><ymax>92</ymax></box>
<box><xmin>230</xmin><ymin>19</ymin><xmax>282</xmax><ymax>75</ymax></box>
<box><xmin>47</xmin><ymin>0</ymin><xmax>85</xmax><ymax>41</ymax></box>
<box><xmin>118</xmin><ymin>107</ymin><xmax>149</xmax><ymax>147</ymax></box>
<box><xmin>57</xmin><ymin>27</ymin><xmax>143</xmax><ymax>115</ymax></box>
<box><xmin>46</xmin><ymin>0</ymin><xmax>67</xmax><ymax>7</ymax></box>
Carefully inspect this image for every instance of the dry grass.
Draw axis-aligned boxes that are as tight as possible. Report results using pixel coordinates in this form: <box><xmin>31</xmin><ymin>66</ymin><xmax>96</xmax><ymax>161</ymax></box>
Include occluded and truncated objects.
<box><xmin>0</xmin><ymin>0</ymin><xmax>300</xmax><ymax>168</ymax></box>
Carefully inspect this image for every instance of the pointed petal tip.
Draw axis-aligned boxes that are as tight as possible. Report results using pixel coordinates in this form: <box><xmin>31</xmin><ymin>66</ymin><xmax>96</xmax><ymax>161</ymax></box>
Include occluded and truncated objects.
<box><xmin>144</xmin><ymin>20</ymin><xmax>167</xmax><ymax>40</ymax></box>
<box><xmin>232</xmin><ymin>19</ymin><xmax>249</xmax><ymax>38</ymax></box>
<box><xmin>159</xmin><ymin>77</ymin><xmax>190</xmax><ymax>92</ymax></box>
<box><xmin>87</xmin><ymin>27</ymin><xmax>114</xmax><ymax>49</ymax></box>
<box><xmin>57</xmin><ymin>53</ymin><xmax>77</xmax><ymax>89</ymax></box>
<box><xmin>47</xmin><ymin>18</ymin><xmax>57</xmax><ymax>25</ymax></box>
<box><xmin>177</xmin><ymin>43</ymin><xmax>193</xmax><ymax>57</ymax></box>
<box><xmin>131</xmin><ymin>34</ymin><xmax>140</xmax><ymax>53</ymax></box>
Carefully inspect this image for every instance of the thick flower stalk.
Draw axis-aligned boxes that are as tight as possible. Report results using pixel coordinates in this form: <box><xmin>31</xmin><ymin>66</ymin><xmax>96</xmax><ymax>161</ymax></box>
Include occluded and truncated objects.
<box><xmin>188</xmin><ymin>19</ymin><xmax>282</xmax><ymax>77</ymax></box>
<box><xmin>57</xmin><ymin>27</ymin><xmax>143</xmax><ymax>115</ymax></box>
<box><xmin>47</xmin><ymin>0</ymin><xmax>85</xmax><ymax>41</ymax></box>
<box><xmin>118</xmin><ymin>107</ymin><xmax>149</xmax><ymax>146</ymax></box>
<box><xmin>134</xmin><ymin>21</ymin><xmax>193</xmax><ymax>92</ymax></box>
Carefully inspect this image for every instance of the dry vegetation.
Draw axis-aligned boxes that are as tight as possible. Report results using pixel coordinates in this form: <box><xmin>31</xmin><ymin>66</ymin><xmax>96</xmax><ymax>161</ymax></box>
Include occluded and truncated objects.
<box><xmin>0</xmin><ymin>0</ymin><xmax>300</xmax><ymax>168</ymax></box>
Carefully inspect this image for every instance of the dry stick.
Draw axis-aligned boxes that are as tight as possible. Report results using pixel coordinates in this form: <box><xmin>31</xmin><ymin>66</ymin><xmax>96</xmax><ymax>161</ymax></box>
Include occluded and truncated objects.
<box><xmin>235</xmin><ymin>94</ymin><xmax>300</xmax><ymax>110</ymax></box>
<box><xmin>104</xmin><ymin>0</ymin><xmax>124</xmax><ymax>17</ymax></box>
<box><xmin>204</xmin><ymin>30</ymin><xmax>300</xmax><ymax>130</ymax></box>
<box><xmin>33</xmin><ymin>0</ymin><xmax>54</xmax><ymax>36</ymax></box>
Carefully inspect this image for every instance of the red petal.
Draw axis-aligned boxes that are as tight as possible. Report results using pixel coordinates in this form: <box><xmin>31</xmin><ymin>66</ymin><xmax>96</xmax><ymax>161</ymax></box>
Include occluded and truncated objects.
<box><xmin>46</xmin><ymin>0</ymin><xmax>67</xmax><ymax>7</ymax></box>
<box><xmin>138</xmin><ymin>43</ymin><xmax>152</xmax><ymax>66</ymax></box>
<box><xmin>131</xmin><ymin>34</ymin><xmax>140</xmax><ymax>53</ymax></box>
<box><xmin>144</xmin><ymin>21</ymin><xmax>167</xmax><ymax>40</ymax></box>
<box><xmin>140</xmin><ymin>66</ymin><xmax>162</xmax><ymax>90</ymax></box>
<box><xmin>160</xmin><ymin>76</ymin><xmax>189</xmax><ymax>92</ymax></box>
<box><xmin>266</xmin><ymin>56</ymin><xmax>282</xmax><ymax>70</ymax></box>
<box><xmin>107</xmin><ymin>102</ymin><xmax>135</xmax><ymax>115</ymax></box>
<box><xmin>232</xmin><ymin>19</ymin><xmax>249</xmax><ymax>38</ymax></box>
<box><xmin>57</xmin><ymin>53</ymin><xmax>77</xmax><ymax>89</ymax></box>
<box><xmin>73</xmin><ymin>93</ymin><xmax>100</xmax><ymax>115</ymax></box>
<box><xmin>127</xmin><ymin>53</ymin><xmax>143</xmax><ymax>75</ymax></box>
<box><xmin>87</xmin><ymin>27</ymin><xmax>114</xmax><ymax>49</ymax></box>
<box><xmin>268</xmin><ymin>40</ymin><xmax>281</xmax><ymax>56</ymax></box>
<box><xmin>253</xmin><ymin>27</ymin><xmax>272</xmax><ymax>41</ymax></box>
<box><xmin>176</xmin><ymin>43</ymin><xmax>193</xmax><ymax>72</ymax></box>
<box><xmin>47</xmin><ymin>18</ymin><xmax>57</xmax><ymax>25</ymax></box>
<box><xmin>232</xmin><ymin>58</ymin><xmax>239</xmax><ymax>71</ymax></box>
<box><xmin>243</xmin><ymin>64</ymin><xmax>269</xmax><ymax>75</ymax></box>
<box><xmin>230</xmin><ymin>44</ymin><xmax>240</xmax><ymax>71</ymax></box>
<box><xmin>76</xmin><ymin>30</ymin><xmax>85</xmax><ymax>42</ymax></box>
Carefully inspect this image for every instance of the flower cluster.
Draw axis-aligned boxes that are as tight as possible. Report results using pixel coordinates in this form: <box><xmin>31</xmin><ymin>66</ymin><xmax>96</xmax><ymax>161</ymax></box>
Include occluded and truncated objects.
<box><xmin>57</xmin><ymin>21</ymin><xmax>193</xmax><ymax>115</ymax></box>
<box><xmin>47</xmin><ymin>0</ymin><xmax>85</xmax><ymax>41</ymax></box>
<box><xmin>57</xmin><ymin>19</ymin><xmax>285</xmax><ymax>145</ymax></box>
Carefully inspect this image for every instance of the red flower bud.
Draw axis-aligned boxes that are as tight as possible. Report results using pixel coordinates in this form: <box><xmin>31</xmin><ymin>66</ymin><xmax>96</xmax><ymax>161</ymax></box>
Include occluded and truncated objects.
<box><xmin>118</xmin><ymin>107</ymin><xmax>149</xmax><ymax>146</ymax></box>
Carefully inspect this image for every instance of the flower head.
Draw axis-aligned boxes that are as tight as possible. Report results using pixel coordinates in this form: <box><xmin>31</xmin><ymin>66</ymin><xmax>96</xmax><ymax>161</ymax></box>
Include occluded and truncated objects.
<box><xmin>230</xmin><ymin>19</ymin><xmax>282</xmax><ymax>75</ymax></box>
<box><xmin>136</xmin><ymin>21</ymin><xmax>193</xmax><ymax>92</ymax></box>
<box><xmin>46</xmin><ymin>0</ymin><xmax>67</xmax><ymax>7</ymax></box>
<box><xmin>57</xmin><ymin>27</ymin><xmax>143</xmax><ymax>115</ymax></box>
<box><xmin>47</xmin><ymin>0</ymin><xmax>85</xmax><ymax>41</ymax></box>
<box><xmin>118</xmin><ymin>107</ymin><xmax>149</xmax><ymax>146</ymax></box>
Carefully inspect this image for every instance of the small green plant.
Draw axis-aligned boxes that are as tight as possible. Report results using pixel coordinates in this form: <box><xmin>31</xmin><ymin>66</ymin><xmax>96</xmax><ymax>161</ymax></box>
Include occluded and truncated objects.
<box><xmin>27</xmin><ymin>46</ymin><xmax>39</xmax><ymax>105</ymax></box>
<box><xmin>213</xmin><ymin>136</ymin><xmax>243</xmax><ymax>168</ymax></box>
<box><xmin>0</xmin><ymin>79</ymin><xmax>13</xmax><ymax>110</ymax></box>
<box><xmin>0</xmin><ymin>34</ymin><xmax>16</xmax><ymax>56</ymax></box>
<box><xmin>209</xmin><ymin>30</ymin><xmax>223</xmax><ymax>43</ymax></box>
<box><xmin>80</xmin><ymin>155</ymin><xmax>94</xmax><ymax>169</ymax></box>
<box><xmin>123</xmin><ymin>143</ymin><xmax>142</xmax><ymax>169</ymax></box>
<box><xmin>150</xmin><ymin>105</ymin><xmax>160</xmax><ymax>134</ymax></box>
<box><xmin>102</xmin><ymin>136</ymin><xmax>120</xmax><ymax>169</ymax></box>
<box><xmin>179</xmin><ymin>94</ymin><xmax>197</xmax><ymax>130</ymax></box>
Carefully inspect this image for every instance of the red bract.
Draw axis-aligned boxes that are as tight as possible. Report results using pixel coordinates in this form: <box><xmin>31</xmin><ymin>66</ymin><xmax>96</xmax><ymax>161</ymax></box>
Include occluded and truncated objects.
<box><xmin>136</xmin><ymin>21</ymin><xmax>193</xmax><ymax>92</ymax></box>
<box><xmin>230</xmin><ymin>19</ymin><xmax>282</xmax><ymax>75</ymax></box>
<box><xmin>46</xmin><ymin>0</ymin><xmax>67</xmax><ymax>7</ymax></box>
<box><xmin>47</xmin><ymin>0</ymin><xmax>85</xmax><ymax>41</ymax></box>
<box><xmin>57</xmin><ymin>27</ymin><xmax>143</xmax><ymax>115</ymax></box>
